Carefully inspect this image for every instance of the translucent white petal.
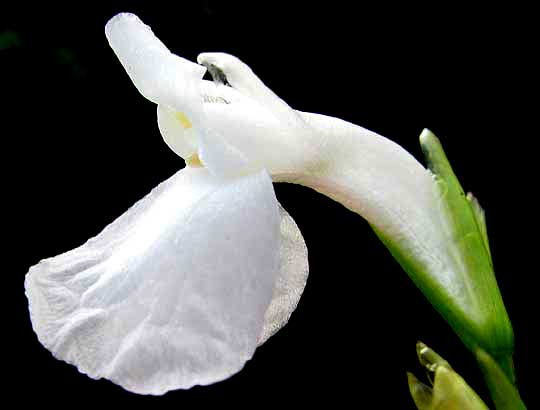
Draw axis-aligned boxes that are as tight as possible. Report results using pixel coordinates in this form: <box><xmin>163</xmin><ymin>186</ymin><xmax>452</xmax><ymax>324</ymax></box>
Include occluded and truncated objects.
<box><xmin>259</xmin><ymin>205</ymin><xmax>308</xmax><ymax>345</ymax></box>
<box><xmin>25</xmin><ymin>166</ymin><xmax>282</xmax><ymax>395</ymax></box>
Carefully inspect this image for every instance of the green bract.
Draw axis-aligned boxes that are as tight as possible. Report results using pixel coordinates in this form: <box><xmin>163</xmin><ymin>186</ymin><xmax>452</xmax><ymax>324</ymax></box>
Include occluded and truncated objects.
<box><xmin>375</xmin><ymin>130</ymin><xmax>514</xmax><ymax>378</ymax></box>
<box><xmin>476</xmin><ymin>349</ymin><xmax>527</xmax><ymax>410</ymax></box>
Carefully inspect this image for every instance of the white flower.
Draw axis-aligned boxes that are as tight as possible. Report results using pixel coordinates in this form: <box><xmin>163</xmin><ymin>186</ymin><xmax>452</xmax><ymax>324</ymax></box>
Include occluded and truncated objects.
<box><xmin>25</xmin><ymin>13</ymin><xmax>308</xmax><ymax>395</ymax></box>
<box><xmin>26</xmin><ymin>12</ymin><xmax>502</xmax><ymax>396</ymax></box>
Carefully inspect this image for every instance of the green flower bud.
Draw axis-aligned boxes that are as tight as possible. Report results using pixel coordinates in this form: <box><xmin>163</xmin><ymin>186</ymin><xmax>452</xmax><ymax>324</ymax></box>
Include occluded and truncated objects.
<box><xmin>408</xmin><ymin>342</ymin><xmax>488</xmax><ymax>410</ymax></box>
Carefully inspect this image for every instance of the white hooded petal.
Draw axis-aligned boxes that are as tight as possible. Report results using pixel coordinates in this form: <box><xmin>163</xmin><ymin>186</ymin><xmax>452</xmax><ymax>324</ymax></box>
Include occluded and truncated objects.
<box><xmin>106</xmin><ymin>13</ymin><xmax>254</xmax><ymax>178</ymax></box>
<box><xmin>105</xmin><ymin>13</ymin><xmax>206</xmax><ymax>116</ymax></box>
<box><xmin>104</xmin><ymin>13</ymin><xmax>318</xmax><ymax>179</ymax></box>
<box><xmin>25</xmin><ymin>166</ymin><xmax>286</xmax><ymax>395</ymax></box>
<box><xmin>197</xmin><ymin>52</ymin><xmax>301</xmax><ymax>127</ymax></box>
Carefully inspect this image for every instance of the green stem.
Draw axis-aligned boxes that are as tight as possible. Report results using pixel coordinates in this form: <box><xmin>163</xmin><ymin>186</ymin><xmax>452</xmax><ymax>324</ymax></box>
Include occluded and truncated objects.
<box><xmin>496</xmin><ymin>354</ymin><xmax>517</xmax><ymax>386</ymax></box>
<box><xmin>476</xmin><ymin>351</ymin><xmax>527</xmax><ymax>410</ymax></box>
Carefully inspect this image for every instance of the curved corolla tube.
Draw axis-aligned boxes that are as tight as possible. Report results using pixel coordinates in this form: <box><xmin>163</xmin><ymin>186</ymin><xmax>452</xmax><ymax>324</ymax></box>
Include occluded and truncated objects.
<box><xmin>195</xmin><ymin>59</ymin><xmax>513</xmax><ymax>358</ymax></box>
<box><xmin>103</xmin><ymin>14</ymin><xmax>512</xmax><ymax>361</ymax></box>
<box><xmin>25</xmin><ymin>166</ymin><xmax>307</xmax><ymax>395</ymax></box>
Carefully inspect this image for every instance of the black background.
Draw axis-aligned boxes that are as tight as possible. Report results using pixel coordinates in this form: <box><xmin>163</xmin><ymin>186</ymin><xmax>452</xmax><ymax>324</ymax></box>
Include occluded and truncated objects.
<box><xmin>2</xmin><ymin>1</ymin><xmax>536</xmax><ymax>408</ymax></box>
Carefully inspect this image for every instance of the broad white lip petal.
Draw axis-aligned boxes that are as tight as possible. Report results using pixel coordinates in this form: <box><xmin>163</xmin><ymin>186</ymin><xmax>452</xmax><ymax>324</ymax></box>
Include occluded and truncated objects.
<box><xmin>25</xmin><ymin>166</ymin><xmax>304</xmax><ymax>395</ymax></box>
<box><xmin>24</xmin><ymin>11</ymin><xmax>315</xmax><ymax>389</ymax></box>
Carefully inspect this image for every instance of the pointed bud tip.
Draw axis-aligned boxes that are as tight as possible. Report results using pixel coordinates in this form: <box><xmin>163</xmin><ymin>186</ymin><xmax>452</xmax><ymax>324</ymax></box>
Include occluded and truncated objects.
<box><xmin>416</xmin><ymin>342</ymin><xmax>451</xmax><ymax>373</ymax></box>
<box><xmin>407</xmin><ymin>371</ymin><xmax>419</xmax><ymax>384</ymax></box>
<box><xmin>407</xmin><ymin>371</ymin><xmax>434</xmax><ymax>410</ymax></box>
<box><xmin>418</xmin><ymin>129</ymin><xmax>444</xmax><ymax>160</ymax></box>
<box><xmin>419</xmin><ymin>128</ymin><xmax>436</xmax><ymax>145</ymax></box>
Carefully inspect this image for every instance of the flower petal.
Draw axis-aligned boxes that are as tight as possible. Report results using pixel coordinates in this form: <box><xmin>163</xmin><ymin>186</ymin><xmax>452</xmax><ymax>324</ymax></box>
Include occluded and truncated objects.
<box><xmin>105</xmin><ymin>13</ymin><xmax>206</xmax><ymax>115</ymax></box>
<box><xmin>259</xmin><ymin>204</ymin><xmax>308</xmax><ymax>345</ymax></box>
<box><xmin>106</xmin><ymin>13</ymin><xmax>317</xmax><ymax>176</ymax></box>
<box><xmin>26</xmin><ymin>166</ymin><xmax>282</xmax><ymax>395</ymax></box>
<box><xmin>197</xmin><ymin>52</ymin><xmax>302</xmax><ymax>126</ymax></box>
<box><xmin>194</xmin><ymin>59</ymin><xmax>321</xmax><ymax>176</ymax></box>
<box><xmin>107</xmin><ymin>13</ymin><xmax>254</xmax><ymax>177</ymax></box>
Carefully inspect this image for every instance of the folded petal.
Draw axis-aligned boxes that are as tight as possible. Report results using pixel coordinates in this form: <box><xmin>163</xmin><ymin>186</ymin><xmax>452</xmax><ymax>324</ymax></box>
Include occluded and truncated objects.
<box><xmin>26</xmin><ymin>166</ymin><xmax>290</xmax><ymax>395</ymax></box>
<box><xmin>107</xmin><ymin>13</ymin><xmax>256</xmax><ymax>178</ymax></box>
<box><xmin>105</xmin><ymin>13</ymin><xmax>318</xmax><ymax>177</ymax></box>
<box><xmin>198</xmin><ymin>52</ymin><xmax>302</xmax><ymax>127</ymax></box>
